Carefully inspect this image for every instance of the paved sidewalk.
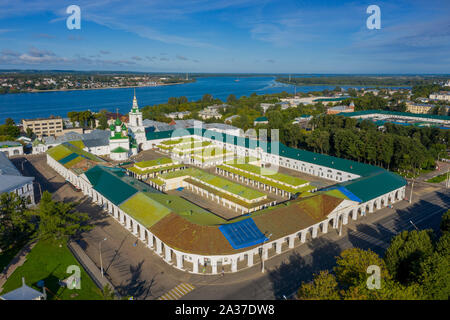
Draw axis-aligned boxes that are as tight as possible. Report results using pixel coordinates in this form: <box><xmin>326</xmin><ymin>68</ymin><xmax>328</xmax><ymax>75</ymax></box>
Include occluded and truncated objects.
<box><xmin>67</xmin><ymin>240</ymin><xmax>117</xmax><ymax>296</ymax></box>
<box><xmin>0</xmin><ymin>241</ymin><xmax>37</xmax><ymax>293</ymax></box>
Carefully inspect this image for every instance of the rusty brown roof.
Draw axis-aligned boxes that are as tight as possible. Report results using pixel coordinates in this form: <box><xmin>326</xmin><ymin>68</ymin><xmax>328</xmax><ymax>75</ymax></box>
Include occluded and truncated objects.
<box><xmin>150</xmin><ymin>213</ymin><xmax>251</xmax><ymax>255</ymax></box>
<box><xmin>149</xmin><ymin>194</ymin><xmax>346</xmax><ymax>255</ymax></box>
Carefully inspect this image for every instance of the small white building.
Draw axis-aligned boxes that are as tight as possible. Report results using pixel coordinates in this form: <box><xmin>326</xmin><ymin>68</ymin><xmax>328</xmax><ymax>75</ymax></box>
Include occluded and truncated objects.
<box><xmin>0</xmin><ymin>152</ymin><xmax>35</xmax><ymax>205</ymax></box>
<box><xmin>0</xmin><ymin>141</ymin><xmax>23</xmax><ymax>157</ymax></box>
<box><xmin>430</xmin><ymin>91</ymin><xmax>450</xmax><ymax>102</ymax></box>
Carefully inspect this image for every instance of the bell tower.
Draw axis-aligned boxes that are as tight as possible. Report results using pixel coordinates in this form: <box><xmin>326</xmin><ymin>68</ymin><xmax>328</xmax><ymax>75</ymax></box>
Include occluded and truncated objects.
<box><xmin>129</xmin><ymin>89</ymin><xmax>143</xmax><ymax>127</ymax></box>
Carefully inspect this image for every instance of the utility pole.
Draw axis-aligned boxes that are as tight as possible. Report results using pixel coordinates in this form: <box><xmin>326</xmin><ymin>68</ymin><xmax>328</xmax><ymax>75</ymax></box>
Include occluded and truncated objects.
<box><xmin>409</xmin><ymin>178</ymin><xmax>414</xmax><ymax>204</ymax></box>
<box><xmin>446</xmin><ymin>169</ymin><xmax>449</xmax><ymax>188</ymax></box>
<box><xmin>409</xmin><ymin>220</ymin><xmax>419</xmax><ymax>231</ymax></box>
<box><xmin>99</xmin><ymin>238</ymin><xmax>107</xmax><ymax>277</ymax></box>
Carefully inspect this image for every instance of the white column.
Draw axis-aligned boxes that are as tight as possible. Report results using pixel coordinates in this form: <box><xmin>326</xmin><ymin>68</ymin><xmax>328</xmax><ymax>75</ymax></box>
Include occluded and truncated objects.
<box><xmin>192</xmin><ymin>256</ymin><xmax>199</xmax><ymax>273</ymax></box>
<box><xmin>301</xmin><ymin>231</ymin><xmax>306</xmax><ymax>243</ymax></box>
<box><xmin>140</xmin><ymin>226</ymin><xmax>146</xmax><ymax>241</ymax></box>
<box><xmin>164</xmin><ymin>246</ymin><xmax>172</xmax><ymax>262</ymax></box>
<box><xmin>322</xmin><ymin>222</ymin><xmax>328</xmax><ymax>234</ymax></box>
<box><xmin>312</xmin><ymin>226</ymin><xmax>318</xmax><ymax>238</ymax></box>
<box><xmin>275</xmin><ymin>241</ymin><xmax>282</xmax><ymax>254</ymax></box>
<box><xmin>343</xmin><ymin>212</ymin><xmax>349</xmax><ymax>225</ymax></box>
<box><xmin>176</xmin><ymin>253</ymin><xmax>183</xmax><ymax>269</ymax></box>
<box><xmin>147</xmin><ymin>231</ymin><xmax>154</xmax><ymax>248</ymax></box>
<box><xmin>247</xmin><ymin>253</ymin><xmax>254</xmax><ymax>267</ymax></box>
<box><xmin>288</xmin><ymin>235</ymin><xmax>295</xmax><ymax>248</ymax></box>
<box><xmin>156</xmin><ymin>238</ymin><xmax>162</xmax><ymax>255</ymax></box>
<box><xmin>262</xmin><ymin>246</ymin><xmax>268</xmax><ymax>260</ymax></box>
<box><xmin>132</xmin><ymin>220</ymin><xmax>138</xmax><ymax>235</ymax></box>
<box><xmin>231</xmin><ymin>258</ymin><xmax>237</xmax><ymax>272</ymax></box>
<box><xmin>125</xmin><ymin>215</ymin><xmax>131</xmax><ymax>229</ymax></box>
<box><xmin>211</xmin><ymin>258</ymin><xmax>218</xmax><ymax>274</ymax></box>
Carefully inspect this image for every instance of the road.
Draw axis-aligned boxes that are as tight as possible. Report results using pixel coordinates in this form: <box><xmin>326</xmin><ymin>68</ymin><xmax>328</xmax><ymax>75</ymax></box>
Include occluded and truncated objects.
<box><xmin>183</xmin><ymin>188</ymin><xmax>449</xmax><ymax>300</ymax></box>
<box><xmin>10</xmin><ymin>154</ymin><xmax>450</xmax><ymax>300</ymax></box>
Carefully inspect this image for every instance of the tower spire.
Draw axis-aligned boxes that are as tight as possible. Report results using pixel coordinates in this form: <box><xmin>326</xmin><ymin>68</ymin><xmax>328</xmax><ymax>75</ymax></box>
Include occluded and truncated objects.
<box><xmin>132</xmin><ymin>89</ymin><xmax>138</xmax><ymax>110</ymax></box>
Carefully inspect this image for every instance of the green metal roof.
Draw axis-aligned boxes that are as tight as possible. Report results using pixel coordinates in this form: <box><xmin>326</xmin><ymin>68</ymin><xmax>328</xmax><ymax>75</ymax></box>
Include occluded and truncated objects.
<box><xmin>255</xmin><ymin>116</ymin><xmax>268</xmax><ymax>121</ymax></box>
<box><xmin>339</xmin><ymin>109</ymin><xmax>450</xmax><ymax>121</ymax></box>
<box><xmin>111</xmin><ymin>146</ymin><xmax>128</xmax><ymax>153</ymax></box>
<box><xmin>340</xmin><ymin>170</ymin><xmax>405</xmax><ymax>202</ymax></box>
<box><xmin>119</xmin><ymin>192</ymin><xmax>171</xmax><ymax>228</ymax></box>
<box><xmin>84</xmin><ymin>166</ymin><xmax>138</xmax><ymax>205</ymax></box>
<box><xmin>145</xmin><ymin>128</ymin><xmax>406</xmax><ymax>202</ymax></box>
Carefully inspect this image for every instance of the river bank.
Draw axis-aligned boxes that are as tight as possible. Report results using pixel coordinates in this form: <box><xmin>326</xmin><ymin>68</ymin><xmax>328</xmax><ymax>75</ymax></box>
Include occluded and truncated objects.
<box><xmin>0</xmin><ymin>80</ymin><xmax>195</xmax><ymax>95</ymax></box>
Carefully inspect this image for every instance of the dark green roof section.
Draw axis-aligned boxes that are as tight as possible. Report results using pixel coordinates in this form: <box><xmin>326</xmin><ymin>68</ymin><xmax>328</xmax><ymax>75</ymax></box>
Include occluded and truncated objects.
<box><xmin>147</xmin><ymin>128</ymin><xmax>383</xmax><ymax>177</ymax></box>
<box><xmin>145</xmin><ymin>128</ymin><xmax>407</xmax><ymax>202</ymax></box>
<box><xmin>339</xmin><ymin>170</ymin><xmax>406</xmax><ymax>202</ymax></box>
<box><xmin>84</xmin><ymin>166</ymin><xmax>138</xmax><ymax>205</ymax></box>
<box><xmin>339</xmin><ymin>109</ymin><xmax>450</xmax><ymax>121</ymax></box>
<box><xmin>111</xmin><ymin>146</ymin><xmax>128</xmax><ymax>153</ymax></box>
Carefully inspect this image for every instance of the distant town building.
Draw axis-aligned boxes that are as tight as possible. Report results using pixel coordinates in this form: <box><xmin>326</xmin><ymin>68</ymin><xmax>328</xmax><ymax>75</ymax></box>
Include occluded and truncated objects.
<box><xmin>0</xmin><ymin>152</ymin><xmax>35</xmax><ymax>205</ymax></box>
<box><xmin>430</xmin><ymin>91</ymin><xmax>450</xmax><ymax>102</ymax></box>
<box><xmin>198</xmin><ymin>106</ymin><xmax>222</xmax><ymax>120</ymax></box>
<box><xmin>204</xmin><ymin>123</ymin><xmax>242</xmax><ymax>136</ymax></box>
<box><xmin>327</xmin><ymin>101</ymin><xmax>355</xmax><ymax>115</ymax></box>
<box><xmin>405</xmin><ymin>102</ymin><xmax>435</xmax><ymax>114</ymax></box>
<box><xmin>0</xmin><ymin>141</ymin><xmax>23</xmax><ymax>157</ymax></box>
<box><xmin>224</xmin><ymin>115</ymin><xmax>239</xmax><ymax>124</ymax></box>
<box><xmin>253</xmin><ymin>116</ymin><xmax>268</xmax><ymax>125</ymax></box>
<box><xmin>166</xmin><ymin>111</ymin><xmax>191</xmax><ymax>119</ymax></box>
<box><xmin>22</xmin><ymin>116</ymin><xmax>63</xmax><ymax>138</ymax></box>
<box><xmin>260</xmin><ymin>103</ymin><xmax>275</xmax><ymax>114</ymax></box>
<box><xmin>292</xmin><ymin>115</ymin><xmax>313</xmax><ymax>125</ymax></box>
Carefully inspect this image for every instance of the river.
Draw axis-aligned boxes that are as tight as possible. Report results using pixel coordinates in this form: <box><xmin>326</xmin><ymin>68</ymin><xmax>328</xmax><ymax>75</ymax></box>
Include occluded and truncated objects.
<box><xmin>0</xmin><ymin>76</ymin><xmax>404</xmax><ymax>123</ymax></box>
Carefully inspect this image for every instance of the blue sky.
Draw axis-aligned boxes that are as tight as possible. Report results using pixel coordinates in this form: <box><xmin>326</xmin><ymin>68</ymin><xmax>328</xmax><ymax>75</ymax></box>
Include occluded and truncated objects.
<box><xmin>0</xmin><ymin>0</ymin><xmax>449</xmax><ymax>73</ymax></box>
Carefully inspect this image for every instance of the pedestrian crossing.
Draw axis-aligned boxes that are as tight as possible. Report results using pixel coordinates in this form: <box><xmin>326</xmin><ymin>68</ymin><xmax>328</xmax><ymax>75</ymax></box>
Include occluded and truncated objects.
<box><xmin>157</xmin><ymin>283</ymin><xmax>195</xmax><ymax>300</ymax></box>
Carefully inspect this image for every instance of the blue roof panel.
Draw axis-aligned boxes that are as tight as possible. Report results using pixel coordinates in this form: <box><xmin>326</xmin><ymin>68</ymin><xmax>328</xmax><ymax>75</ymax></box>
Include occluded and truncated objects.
<box><xmin>219</xmin><ymin>218</ymin><xmax>268</xmax><ymax>249</ymax></box>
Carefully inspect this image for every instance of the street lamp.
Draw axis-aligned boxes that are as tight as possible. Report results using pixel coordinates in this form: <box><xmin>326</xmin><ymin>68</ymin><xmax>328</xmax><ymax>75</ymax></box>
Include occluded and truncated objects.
<box><xmin>261</xmin><ymin>233</ymin><xmax>272</xmax><ymax>273</ymax></box>
<box><xmin>99</xmin><ymin>237</ymin><xmax>107</xmax><ymax>277</ymax></box>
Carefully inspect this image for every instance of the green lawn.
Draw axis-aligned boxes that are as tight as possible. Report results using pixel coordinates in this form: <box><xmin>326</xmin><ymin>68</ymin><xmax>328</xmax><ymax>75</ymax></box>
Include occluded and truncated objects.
<box><xmin>1</xmin><ymin>240</ymin><xmax>103</xmax><ymax>300</ymax></box>
<box><xmin>426</xmin><ymin>173</ymin><xmax>448</xmax><ymax>183</ymax></box>
<box><xmin>160</xmin><ymin>168</ymin><xmax>266</xmax><ymax>200</ymax></box>
<box><xmin>145</xmin><ymin>193</ymin><xmax>226</xmax><ymax>225</ymax></box>
<box><xmin>226</xmin><ymin>163</ymin><xmax>308</xmax><ymax>187</ymax></box>
<box><xmin>217</xmin><ymin>165</ymin><xmax>312</xmax><ymax>194</ymax></box>
<box><xmin>134</xmin><ymin>157</ymin><xmax>173</xmax><ymax>169</ymax></box>
<box><xmin>119</xmin><ymin>192</ymin><xmax>171</xmax><ymax>228</ymax></box>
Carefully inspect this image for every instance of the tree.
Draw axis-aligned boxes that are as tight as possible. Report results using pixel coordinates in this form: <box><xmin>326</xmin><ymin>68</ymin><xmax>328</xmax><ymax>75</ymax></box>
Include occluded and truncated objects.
<box><xmin>5</xmin><ymin>117</ymin><xmax>15</xmax><ymax>126</ymax></box>
<box><xmin>101</xmin><ymin>284</ymin><xmax>117</xmax><ymax>300</ymax></box>
<box><xmin>418</xmin><ymin>252</ymin><xmax>450</xmax><ymax>300</ymax></box>
<box><xmin>25</xmin><ymin>127</ymin><xmax>34</xmax><ymax>138</ymax></box>
<box><xmin>297</xmin><ymin>271</ymin><xmax>340</xmax><ymax>300</ymax></box>
<box><xmin>334</xmin><ymin>248</ymin><xmax>390</xmax><ymax>289</ymax></box>
<box><xmin>227</xmin><ymin>94</ymin><xmax>237</xmax><ymax>104</ymax></box>
<box><xmin>0</xmin><ymin>192</ymin><xmax>35</xmax><ymax>251</ymax></box>
<box><xmin>440</xmin><ymin>210</ymin><xmax>450</xmax><ymax>234</ymax></box>
<box><xmin>37</xmin><ymin>191</ymin><xmax>92</xmax><ymax>243</ymax></box>
<box><xmin>96</xmin><ymin>110</ymin><xmax>109</xmax><ymax>130</ymax></box>
<box><xmin>202</xmin><ymin>94</ymin><xmax>214</xmax><ymax>103</ymax></box>
<box><xmin>384</xmin><ymin>230</ymin><xmax>434</xmax><ymax>284</ymax></box>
